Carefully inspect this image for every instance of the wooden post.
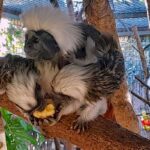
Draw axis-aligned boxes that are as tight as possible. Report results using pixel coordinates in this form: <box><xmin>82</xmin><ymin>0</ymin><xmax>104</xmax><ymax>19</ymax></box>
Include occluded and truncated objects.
<box><xmin>83</xmin><ymin>0</ymin><xmax>140</xmax><ymax>134</ymax></box>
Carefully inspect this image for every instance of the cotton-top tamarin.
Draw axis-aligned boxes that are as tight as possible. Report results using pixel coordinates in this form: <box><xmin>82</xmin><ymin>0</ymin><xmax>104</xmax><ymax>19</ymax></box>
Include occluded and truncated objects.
<box><xmin>0</xmin><ymin>54</ymin><xmax>60</xmax><ymax>113</ymax></box>
<box><xmin>0</xmin><ymin>54</ymin><xmax>40</xmax><ymax>112</ymax></box>
<box><xmin>20</xmin><ymin>6</ymin><xmax>125</xmax><ymax>132</ymax></box>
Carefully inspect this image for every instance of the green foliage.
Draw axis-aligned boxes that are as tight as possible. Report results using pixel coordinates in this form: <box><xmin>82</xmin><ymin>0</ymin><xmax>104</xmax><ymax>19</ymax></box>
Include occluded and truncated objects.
<box><xmin>0</xmin><ymin>107</ymin><xmax>45</xmax><ymax>150</ymax></box>
<box><xmin>0</xmin><ymin>20</ymin><xmax>25</xmax><ymax>56</ymax></box>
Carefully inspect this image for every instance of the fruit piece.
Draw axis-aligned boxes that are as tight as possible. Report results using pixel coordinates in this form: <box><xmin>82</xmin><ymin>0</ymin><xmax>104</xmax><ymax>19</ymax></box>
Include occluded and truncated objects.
<box><xmin>143</xmin><ymin>120</ymin><xmax>150</xmax><ymax>126</ymax></box>
<box><xmin>33</xmin><ymin>104</ymin><xmax>55</xmax><ymax>119</ymax></box>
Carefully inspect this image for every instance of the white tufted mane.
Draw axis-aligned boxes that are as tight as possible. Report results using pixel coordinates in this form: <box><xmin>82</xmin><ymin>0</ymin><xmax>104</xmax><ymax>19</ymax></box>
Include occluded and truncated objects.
<box><xmin>20</xmin><ymin>6</ymin><xmax>83</xmax><ymax>54</ymax></box>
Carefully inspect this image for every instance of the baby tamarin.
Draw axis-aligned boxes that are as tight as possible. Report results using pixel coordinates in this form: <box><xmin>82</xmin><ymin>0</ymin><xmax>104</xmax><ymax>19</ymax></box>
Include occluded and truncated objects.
<box><xmin>0</xmin><ymin>54</ymin><xmax>60</xmax><ymax>113</ymax></box>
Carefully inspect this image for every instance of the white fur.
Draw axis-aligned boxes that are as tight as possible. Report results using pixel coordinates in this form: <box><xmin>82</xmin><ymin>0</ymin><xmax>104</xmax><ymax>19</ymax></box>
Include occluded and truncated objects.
<box><xmin>126</xmin><ymin>91</ymin><xmax>132</xmax><ymax>104</ymax></box>
<box><xmin>20</xmin><ymin>6</ymin><xmax>83</xmax><ymax>54</ymax></box>
<box><xmin>6</xmin><ymin>72</ymin><xmax>38</xmax><ymax>111</ymax></box>
<box><xmin>79</xmin><ymin>97</ymin><xmax>107</xmax><ymax>122</ymax></box>
<box><xmin>58</xmin><ymin>100</ymin><xmax>83</xmax><ymax>120</ymax></box>
<box><xmin>52</xmin><ymin>64</ymin><xmax>90</xmax><ymax>101</ymax></box>
<box><xmin>0</xmin><ymin>89</ymin><xmax>6</xmax><ymax>95</ymax></box>
<box><xmin>36</xmin><ymin>61</ymin><xmax>59</xmax><ymax>94</ymax></box>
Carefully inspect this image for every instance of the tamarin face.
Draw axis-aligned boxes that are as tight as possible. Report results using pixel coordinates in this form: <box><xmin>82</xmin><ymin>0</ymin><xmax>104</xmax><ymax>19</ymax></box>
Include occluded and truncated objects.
<box><xmin>24</xmin><ymin>30</ymin><xmax>60</xmax><ymax>60</ymax></box>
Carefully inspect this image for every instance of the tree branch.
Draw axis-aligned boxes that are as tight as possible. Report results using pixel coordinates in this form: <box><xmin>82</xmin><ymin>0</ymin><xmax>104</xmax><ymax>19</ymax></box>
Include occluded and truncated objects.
<box><xmin>0</xmin><ymin>94</ymin><xmax>150</xmax><ymax>150</ymax></box>
<box><xmin>132</xmin><ymin>26</ymin><xmax>149</xmax><ymax>78</ymax></box>
<box><xmin>132</xmin><ymin>45</ymin><xmax>139</xmax><ymax>52</ymax></box>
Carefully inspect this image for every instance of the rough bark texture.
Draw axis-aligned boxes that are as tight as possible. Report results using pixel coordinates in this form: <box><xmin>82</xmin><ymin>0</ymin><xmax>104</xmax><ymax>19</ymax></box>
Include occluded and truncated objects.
<box><xmin>84</xmin><ymin>0</ymin><xmax>140</xmax><ymax>134</ymax></box>
<box><xmin>132</xmin><ymin>26</ymin><xmax>149</xmax><ymax>78</ymax></box>
<box><xmin>110</xmin><ymin>82</ymin><xmax>140</xmax><ymax>134</ymax></box>
<box><xmin>0</xmin><ymin>94</ymin><xmax>150</xmax><ymax>150</ymax></box>
<box><xmin>84</xmin><ymin>0</ymin><xmax>118</xmax><ymax>41</ymax></box>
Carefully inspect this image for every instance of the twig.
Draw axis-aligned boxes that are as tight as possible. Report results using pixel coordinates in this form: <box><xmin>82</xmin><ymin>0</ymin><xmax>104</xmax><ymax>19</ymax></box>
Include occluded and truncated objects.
<box><xmin>132</xmin><ymin>45</ymin><xmax>139</xmax><ymax>52</ymax></box>
<box><xmin>130</xmin><ymin>90</ymin><xmax>150</xmax><ymax>106</ymax></box>
<box><xmin>135</xmin><ymin>76</ymin><xmax>150</xmax><ymax>90</ymax></box>
<box><xmin>144</xmin><ymin>44</ymin><xmax>150</xmax><ymax>50</ymax></box>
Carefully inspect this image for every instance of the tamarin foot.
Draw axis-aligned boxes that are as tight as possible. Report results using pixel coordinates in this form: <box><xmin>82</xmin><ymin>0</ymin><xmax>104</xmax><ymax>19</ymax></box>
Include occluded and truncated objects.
<box><xmin>71</xmin><ymin>118</ymin><xmax>89</xmax><ymax>133</ymax></box>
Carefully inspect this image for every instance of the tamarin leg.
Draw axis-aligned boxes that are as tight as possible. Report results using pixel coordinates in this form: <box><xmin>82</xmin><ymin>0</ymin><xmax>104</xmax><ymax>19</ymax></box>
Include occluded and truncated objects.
<box><xmin>72</xmin><ymin>97</ymin><xmax>107</xmax><ymax>133</ymax></box>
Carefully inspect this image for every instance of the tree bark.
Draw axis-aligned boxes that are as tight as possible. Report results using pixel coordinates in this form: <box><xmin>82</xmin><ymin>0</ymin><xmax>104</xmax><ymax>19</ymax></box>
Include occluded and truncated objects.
<box><xmin>84</xmin><ymin>0</ymin><xmax>140</xmax><ymax>134</ymax></box>
<box><xmin>0</xmin><ymin>94</ymin><xmax>150</xmax><ymax>150</ymax></box>
<box><xmin>84</xmin><ymin>0</ymin><xmax>118</xmax><ymax>41</ymax></box>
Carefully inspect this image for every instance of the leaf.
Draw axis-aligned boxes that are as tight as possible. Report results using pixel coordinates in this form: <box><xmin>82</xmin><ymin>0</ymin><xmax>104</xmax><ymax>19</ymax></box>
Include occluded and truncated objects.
<box><xmin>0</xmin><ymin>107</ymin><xmax>12</xmax><ymax>123</ymax></box>
<box><xmin>15</xmin><ymin>131</ymin><xmax>37</xmax><ymax>145</ymax></box>
<box><xmin>0</xmin><ymin>108</ymin><xmax>45</xmax><ymax>149</ymax></box>
<box><xmin>18</xmin><ymin>119</ymin><xmax>28</xmax><ymax>130</ymax></box>
<box><xmin>5</xmin><ymin>134</ymin><xmax>16</xmax><ymax>150</ymax></box>
<box><xmin>16</xmin><ymin>144</ymin><xmax>28</xmax><ymax>150</ymax></box>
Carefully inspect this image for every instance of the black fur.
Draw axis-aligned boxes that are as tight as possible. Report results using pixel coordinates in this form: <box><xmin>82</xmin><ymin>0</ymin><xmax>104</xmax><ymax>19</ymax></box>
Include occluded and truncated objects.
<box><xmin>24</xmin><ymin>30</ymin><xmax>60</xmax><ymax>60</ymax></box>
<box><xmin>75</xmin><ymin>47</ymin><xmax>86</xmax><ymax>59</ymax></box>
<box><xmin>78</xmin><ymin>23</ymin><xmax>118</xmax><ymax>56</ymax></box>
